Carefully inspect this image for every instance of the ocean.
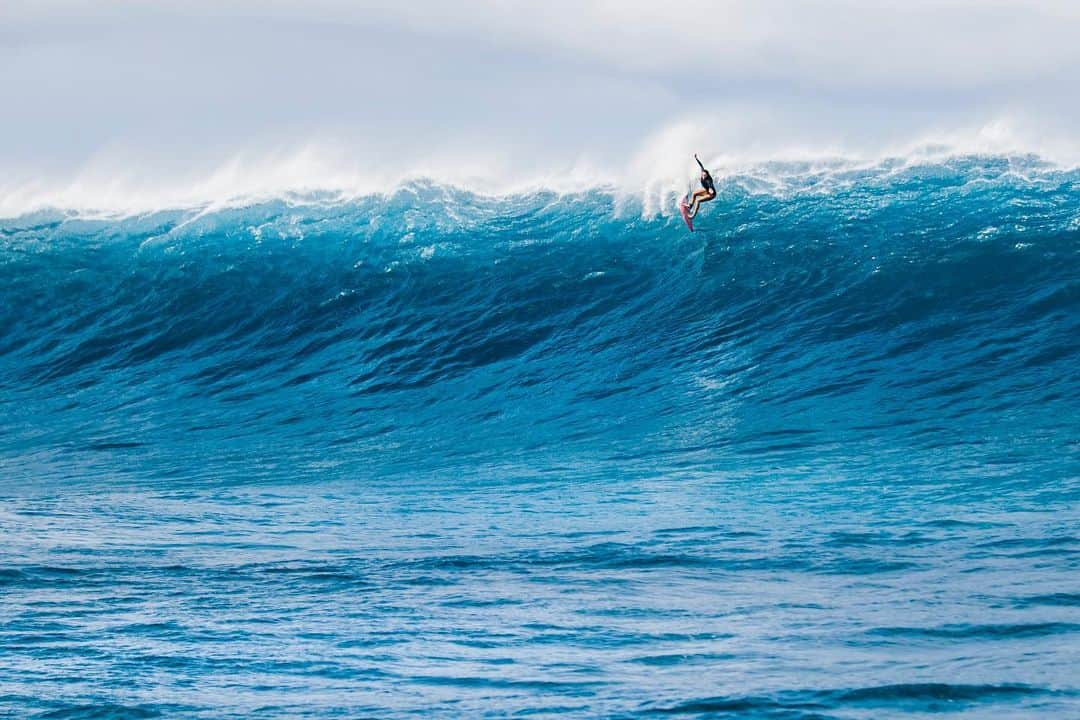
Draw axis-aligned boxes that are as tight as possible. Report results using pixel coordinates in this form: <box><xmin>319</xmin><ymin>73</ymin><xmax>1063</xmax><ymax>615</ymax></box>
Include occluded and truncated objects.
<box><xmin>1</xmin><ymin>155</ymin><xmax>1078</xmax><ymax>718</ymax></box>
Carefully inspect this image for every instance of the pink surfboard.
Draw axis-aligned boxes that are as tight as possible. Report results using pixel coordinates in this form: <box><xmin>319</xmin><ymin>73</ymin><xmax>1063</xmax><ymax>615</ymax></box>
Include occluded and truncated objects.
<box><xmin>678</xmin><ymin>197</ymin><xmax>694</xmax><ymax>232</ymax></box>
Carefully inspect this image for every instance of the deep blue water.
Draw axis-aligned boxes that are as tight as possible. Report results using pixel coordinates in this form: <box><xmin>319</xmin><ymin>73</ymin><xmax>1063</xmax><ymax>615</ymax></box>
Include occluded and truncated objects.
<box><xmin>1</xmin><ymin>156</ymin><xmax>1078</xmax><ymax>718</ymax></box>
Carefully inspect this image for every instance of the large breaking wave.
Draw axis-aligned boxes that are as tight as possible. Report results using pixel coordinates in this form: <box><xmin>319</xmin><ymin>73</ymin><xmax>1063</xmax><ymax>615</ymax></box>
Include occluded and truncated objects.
<box><xmin>1</xmin><ymin>155</ymin><xmax>1077</xmax><ymax>487</ymax></box>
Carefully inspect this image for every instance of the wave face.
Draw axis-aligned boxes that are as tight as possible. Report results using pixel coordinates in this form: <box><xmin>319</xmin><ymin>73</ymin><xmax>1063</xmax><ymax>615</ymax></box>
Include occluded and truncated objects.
<box><xmin>2</xmin><ymin>155</ymin><xmax>1079</xmax><ymax>718</ymax></box>
<box><xmin>2</xmin><ymin>156</ymin><xmax>1076</xmax><ymax>486</ymax></box>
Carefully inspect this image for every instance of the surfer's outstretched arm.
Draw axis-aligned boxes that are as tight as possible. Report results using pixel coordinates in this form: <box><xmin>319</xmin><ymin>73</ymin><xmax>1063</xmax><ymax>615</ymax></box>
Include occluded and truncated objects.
<box><xmin>695</xmin><ymin>153</ymin><xmax>706</xmax><ymax>172</ymax></box>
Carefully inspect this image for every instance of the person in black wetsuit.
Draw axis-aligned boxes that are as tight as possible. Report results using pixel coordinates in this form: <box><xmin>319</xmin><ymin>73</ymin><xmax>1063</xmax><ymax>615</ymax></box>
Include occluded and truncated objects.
<box><xmin>687</xmin><ymin>153</ymin><xmax>716</xmax><ymax>219</ymax></box>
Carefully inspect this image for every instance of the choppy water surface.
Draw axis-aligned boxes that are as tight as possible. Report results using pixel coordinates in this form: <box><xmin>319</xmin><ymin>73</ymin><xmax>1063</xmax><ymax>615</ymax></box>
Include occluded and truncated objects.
<box><xmin>1</xmin><ymin>156</ymin><xmax>1078</xmax><ymax>718</ymax></box>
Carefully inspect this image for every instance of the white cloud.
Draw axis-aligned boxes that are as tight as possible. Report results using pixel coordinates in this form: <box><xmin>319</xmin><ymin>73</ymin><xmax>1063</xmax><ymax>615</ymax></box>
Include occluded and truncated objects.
<box><xmin>356</xmin><ymin>0</ymin><xmax>1080</xmax><ymax>85</ymax></box>
<box><xmin>1</xmin><ymin>1</ymin><xmax>1077</xmax><ymax>214</ymax></box>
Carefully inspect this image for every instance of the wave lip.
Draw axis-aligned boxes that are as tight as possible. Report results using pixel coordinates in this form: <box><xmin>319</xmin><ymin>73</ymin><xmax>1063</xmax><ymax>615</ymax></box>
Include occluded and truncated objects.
<box><xmin>0</xmin><ymin>149</ymin><xmax>1073</xmax><ymax>220</ymax></box>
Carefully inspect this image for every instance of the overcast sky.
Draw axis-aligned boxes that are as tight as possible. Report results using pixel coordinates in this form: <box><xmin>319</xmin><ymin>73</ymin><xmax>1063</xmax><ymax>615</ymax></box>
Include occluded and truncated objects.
<box><xmin>3</xmin><ymin>0</ymin><xmax>1078</xmax><ymax>211</ymax></box>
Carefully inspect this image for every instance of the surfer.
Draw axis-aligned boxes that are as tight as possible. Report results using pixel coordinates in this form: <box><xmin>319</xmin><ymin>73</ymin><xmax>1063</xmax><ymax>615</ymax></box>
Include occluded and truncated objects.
<box><xmin>687</xmin><ymin>153</ymin><xmax>716</xmax><ymax>218</ymax></box>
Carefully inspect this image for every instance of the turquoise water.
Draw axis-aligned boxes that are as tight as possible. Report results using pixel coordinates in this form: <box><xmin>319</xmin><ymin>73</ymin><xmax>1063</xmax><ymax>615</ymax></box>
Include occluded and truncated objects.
<box><xmin>1</xmin><ymin>156</ymin><xmax>1078</xmax><ymax>718</ymax></box>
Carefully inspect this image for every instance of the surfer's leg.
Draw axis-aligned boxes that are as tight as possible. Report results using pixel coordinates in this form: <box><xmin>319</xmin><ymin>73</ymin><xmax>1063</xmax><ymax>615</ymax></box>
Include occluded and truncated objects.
<box><xmin>688</xmin><ymin>189</ymin><xmax>707</xmax><ymax>218</ymax></box>
<box><xmin>690</xmin><ymin>190</ymin><xmax>716</xmax><ymax>217</ymax></box>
